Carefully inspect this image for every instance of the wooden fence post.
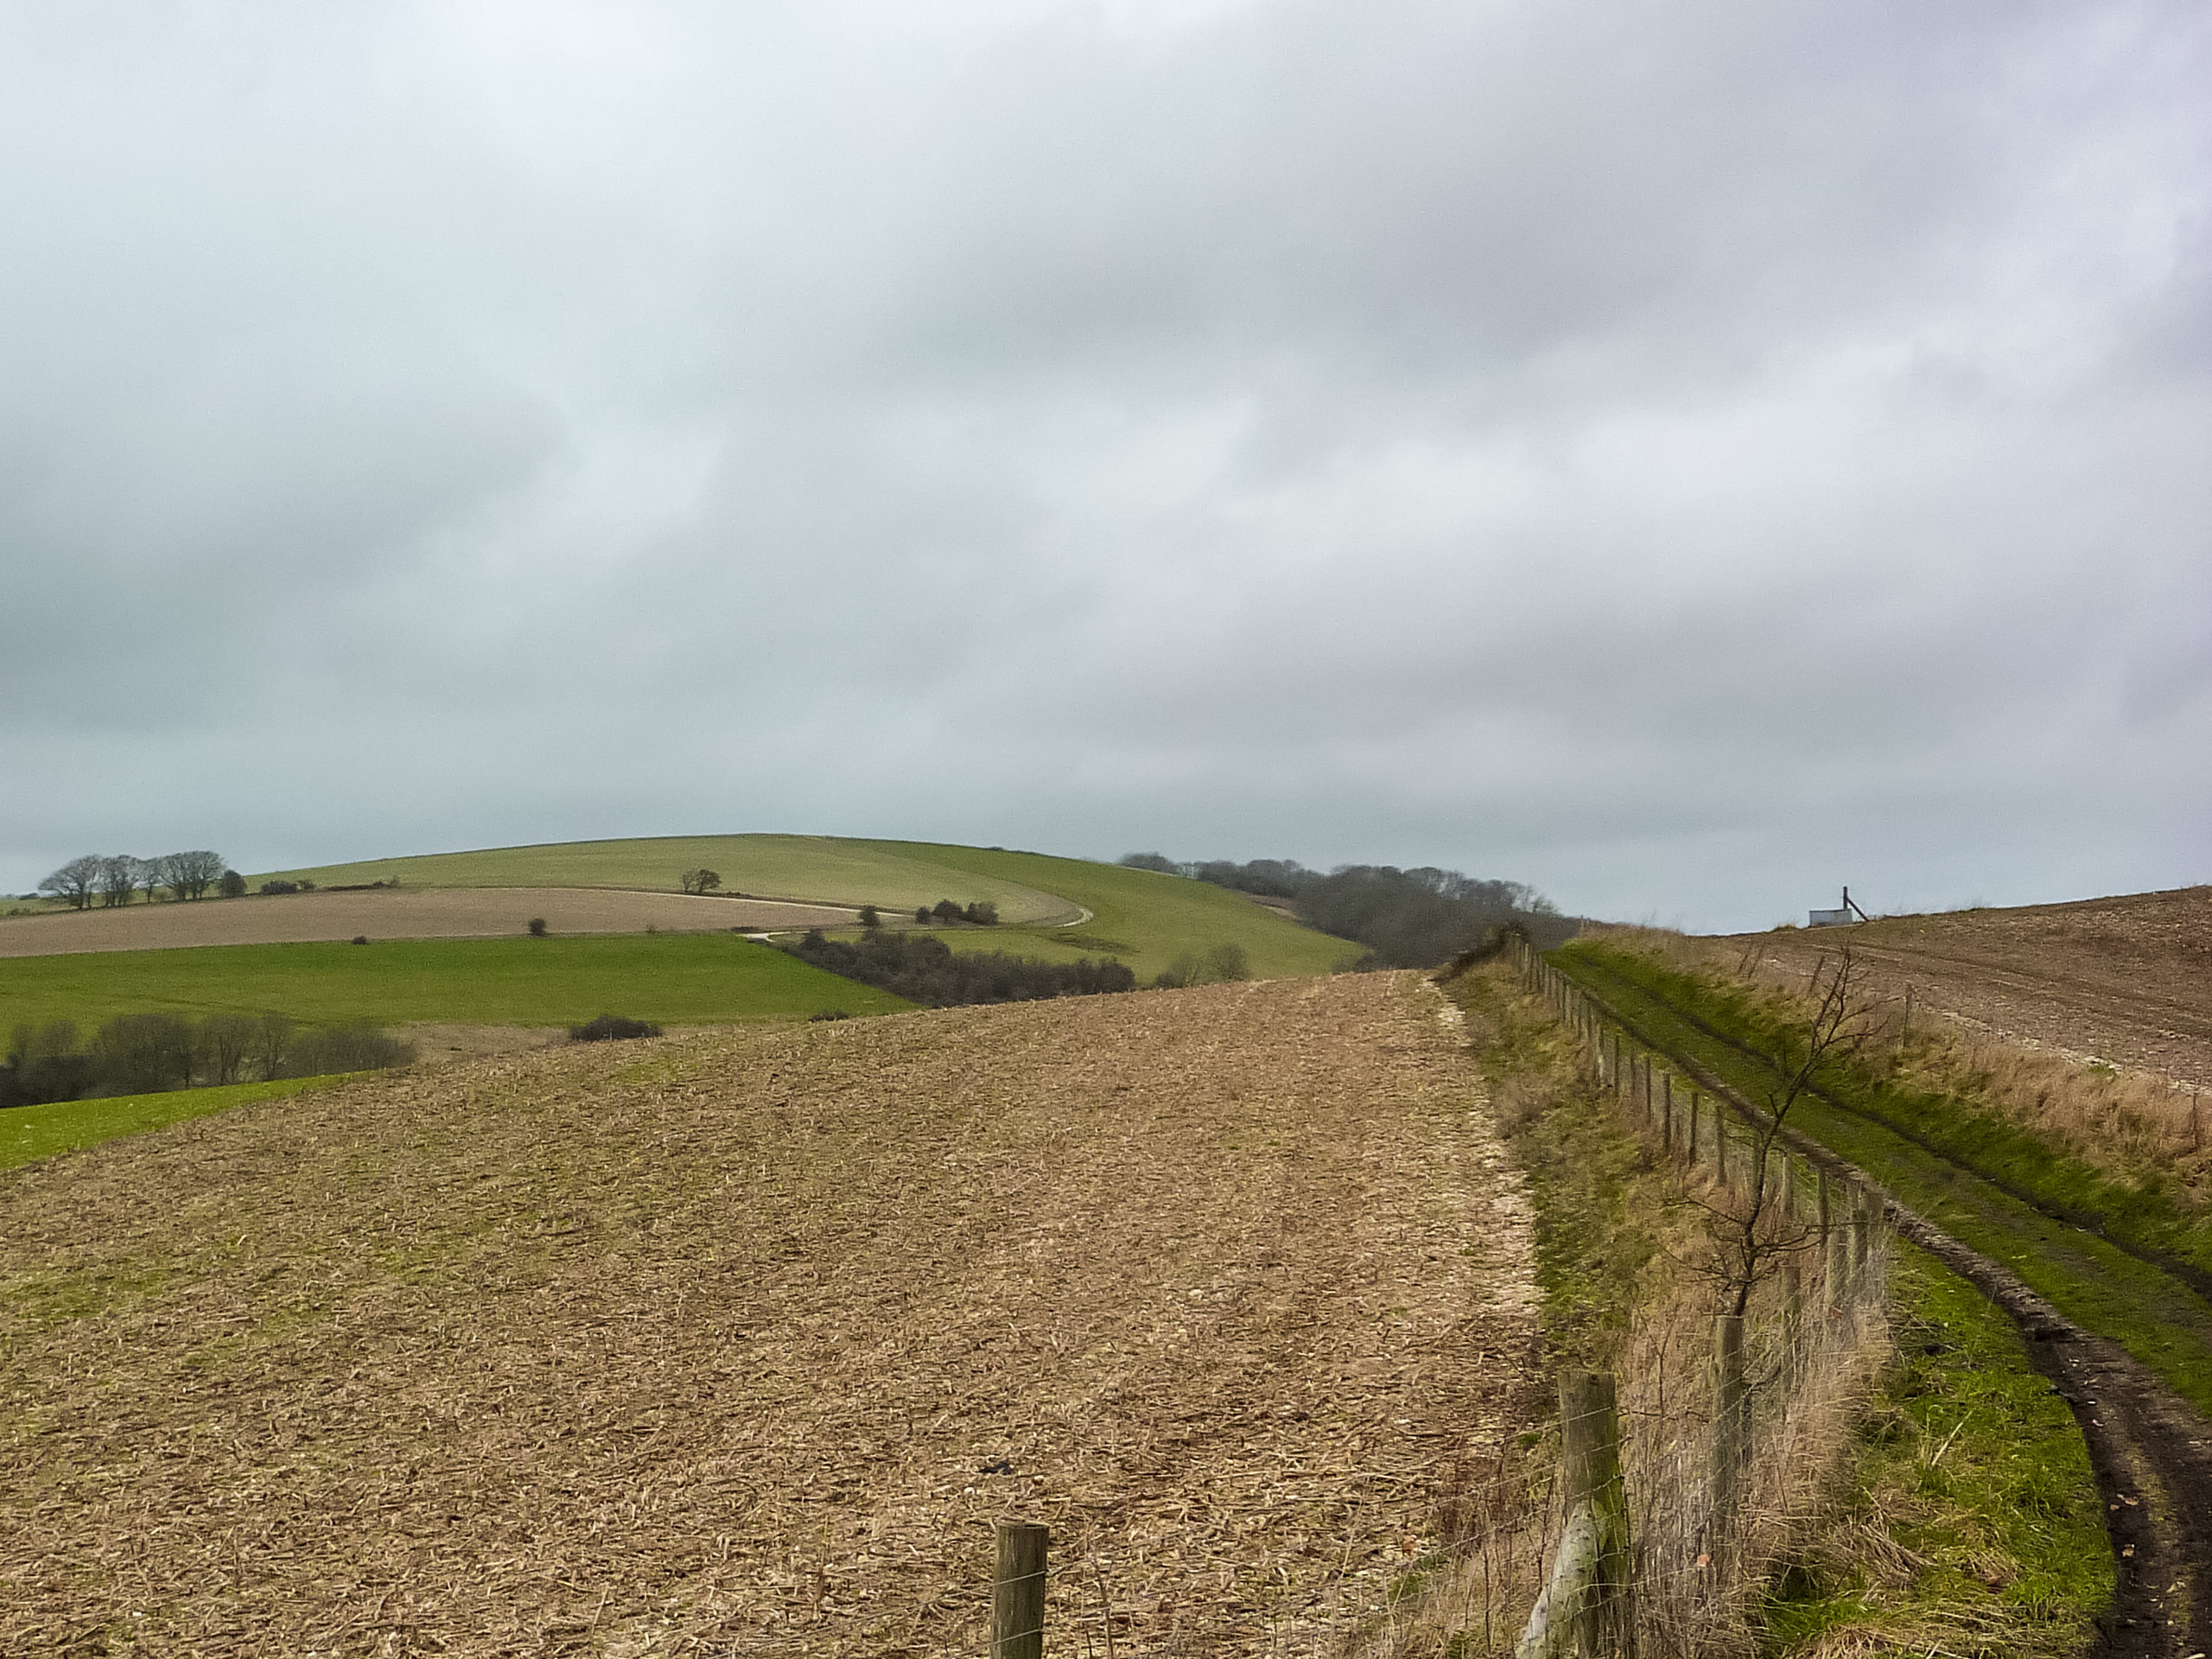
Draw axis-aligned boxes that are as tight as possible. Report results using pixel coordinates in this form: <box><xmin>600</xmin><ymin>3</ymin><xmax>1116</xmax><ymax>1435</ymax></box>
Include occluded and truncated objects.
<box><xmin>992</xmin><ymin>1521</ymin><xmax>1049</xmax><ymax>1659</ymax></box>
<box><xmin>1662</xmin><ymin>1072</ymin><xmax>1675</xmax><ymax>1152</ymax></box>
<box><xmin>1708</xmin><ymin>1315</ymin><xmax>1750</xmax><ymax>1567</ymax></box>
<box><xmin>1848</xmin><ymin>1191</ymin><xmax>1875</xmax><ymax>1303</ymax></box>
<box><xmin>1820</xmin><ymin>1173</ymin><xmax>1847</xmax><ymax>1315</ymax></box>
<box><xmin>1516</xmin><ymin>1371</ymin><xmax>1634</xmax><ymax>1658</ymax></box>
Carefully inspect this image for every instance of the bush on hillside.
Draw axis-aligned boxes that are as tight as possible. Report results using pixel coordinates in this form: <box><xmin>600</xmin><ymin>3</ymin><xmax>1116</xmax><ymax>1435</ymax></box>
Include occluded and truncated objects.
<box><xmin>569</xmin><ymin>1014</ymin><xmax>663</xmax><ymax>1042</ymax></box>
<box><xmin>780</xmin><ymin>930</ymin><xmax>1133</xmax><ymax>1008</ymax></box>
<box><xmin>923</xmin><ymin>898</ymin><xmax>999</xmax><ymax>926</ymax></box>
<box><xmin>1152</xmin><ymin>942</ymin><xmax>1251</xmax><ymax>989</ymax></box>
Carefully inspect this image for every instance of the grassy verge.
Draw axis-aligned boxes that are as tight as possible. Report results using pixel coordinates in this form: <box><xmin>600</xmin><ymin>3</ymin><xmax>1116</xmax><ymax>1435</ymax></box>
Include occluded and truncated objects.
<box><xmin>1558</xmin><ymin>941</ymin><xmax>2212</xmax><ymax>1418</ymax></box>
<box><xmin>1447</xmin><ymin>963</ymin><xmax>1678</xmax><ymax>1369</ymax></box>
<box><xmin>0</xmin><ymin>1075</ymin><xmax>344</xmax><ymax>1172</ymax></box>
<box><xmin>1763</xmin><ymin>1243</ymin><xmax>2112</xmax><ymax>1656</ymax></box>
<box><xmin>1457</xmin><ymin>959</ymin><xmax>2110</xmax><ymax>1656</ymax></box>
<box><xmin>0</xmin><ymin>932</ymin><xmax>912</xmax><ymax>1031</ymax></box>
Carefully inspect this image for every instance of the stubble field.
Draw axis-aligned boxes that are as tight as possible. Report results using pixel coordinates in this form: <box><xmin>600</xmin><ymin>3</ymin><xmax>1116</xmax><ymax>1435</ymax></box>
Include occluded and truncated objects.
<box><xmin>0</xmin><ymin>887</ymin><xmax>861</xmax><ymax>959</ymax></box>
<box><xmin>0</xmin><ymin>972</ymin><xmax>1537</xmax><ymax>1656</ymax></box>
<box><xmin>1738</xmin><ymin>885</ymin><xmax>2212</xmax><ymax>1089</ymax></box>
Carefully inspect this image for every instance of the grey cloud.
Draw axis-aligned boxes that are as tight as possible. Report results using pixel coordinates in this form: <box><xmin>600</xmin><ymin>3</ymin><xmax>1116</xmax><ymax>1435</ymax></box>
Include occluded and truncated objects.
<box><xmin>2</xmin><ymin>0</ymin><xmax>2207</xmax><ymax>930</ymax></box>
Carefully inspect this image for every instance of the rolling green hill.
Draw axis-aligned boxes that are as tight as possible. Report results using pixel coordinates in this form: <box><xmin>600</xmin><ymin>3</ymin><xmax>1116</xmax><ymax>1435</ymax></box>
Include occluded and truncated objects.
<box><xmin>845</xmin><ymin>842</ymin><xmax>1357</xmax><ymax>982</ymax></box>
<box><xmin>253</xmin><ymin>834</ymin><xmax>1351</xmax><ymax>984</ymax></box>
<box><xmin>253</xmin><ymin>835</ymin><xmax>1077</xmax><ymax>924</ymax></box>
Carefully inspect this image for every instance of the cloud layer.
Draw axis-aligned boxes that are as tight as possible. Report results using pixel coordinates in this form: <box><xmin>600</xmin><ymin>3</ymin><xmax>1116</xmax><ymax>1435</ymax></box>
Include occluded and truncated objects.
<box><xmin>4</xmin><ymin>0</ymin><xmax>2207</xmax><ymax>929</ymax></box>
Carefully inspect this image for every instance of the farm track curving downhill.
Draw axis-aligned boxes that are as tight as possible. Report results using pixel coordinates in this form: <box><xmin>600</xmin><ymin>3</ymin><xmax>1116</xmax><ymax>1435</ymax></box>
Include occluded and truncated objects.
<box><xmin>1554</xmin><ymin>955</ymin><xmax>2212</xmax><ymax>1658</ymax></box>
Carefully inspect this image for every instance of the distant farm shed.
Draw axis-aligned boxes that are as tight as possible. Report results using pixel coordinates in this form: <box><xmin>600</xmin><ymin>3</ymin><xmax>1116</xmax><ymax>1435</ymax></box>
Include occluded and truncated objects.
<box><xmin>1809</xmin><ymin>887</ymin><xmax>1872</xmax><ymax>928</ymax></box>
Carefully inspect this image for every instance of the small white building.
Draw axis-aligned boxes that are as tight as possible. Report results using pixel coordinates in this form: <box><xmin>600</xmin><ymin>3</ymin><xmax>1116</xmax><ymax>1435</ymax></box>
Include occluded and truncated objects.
<box><xmin>1808</xmin><ymin>887</ymin><xmax>1869</xmax><ymax>927</ymax></box>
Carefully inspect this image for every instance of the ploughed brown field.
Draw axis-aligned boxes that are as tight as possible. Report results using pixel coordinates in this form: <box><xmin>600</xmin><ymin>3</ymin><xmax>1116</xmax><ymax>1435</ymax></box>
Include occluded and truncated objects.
<box><xmin>1739</xmin><ymin>885</ymin><xmax>2212</xmax><ymax>1090</ymax></box>
<box><xmin>0</xmin><ymin>973</ymin><xmax>1537</xmax><ymax>1656</ymax></box>
<box><xmin>0</xmin><ymin>887</ymin><xmax>861</xmax><ymax>958</ymax></box>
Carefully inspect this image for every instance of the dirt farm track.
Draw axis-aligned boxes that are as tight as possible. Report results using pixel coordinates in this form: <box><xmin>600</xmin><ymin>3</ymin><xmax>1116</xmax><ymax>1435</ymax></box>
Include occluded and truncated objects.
<box><xmin>0</xmin><ymin>974</ymin><xmax>1537</xmax><ymax>1656</ymax></box>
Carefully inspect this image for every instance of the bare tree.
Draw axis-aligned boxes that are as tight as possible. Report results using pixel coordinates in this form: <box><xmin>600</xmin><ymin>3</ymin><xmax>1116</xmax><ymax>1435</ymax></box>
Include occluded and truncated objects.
<box><xmin>201</xmin><ymin>1015</ymin><xmax>258</xmax><ymax>1085</ymax></box>
<box><xmin>96</xmin><ymin>855</ymin><xmax>138</xmax><ymax>908</ymax></box>
<box><xmin>37</xmin><ymin>855</ymin><xmax>105</xmax><ymax>910</ymax></box>
<box><xmin>251</xmin><ymin>1013</ymin><xmax>295</xmax><ymax>1082</ymax></box>
<box><xmin>1702</xmin><ymin>945</ymin><xmax>1877</xmax><ymax>1317</ymax></box>
<box><xmin>135</xmin><ymin>856</ymin><xmax>164</xmax><ymax>904</ymax></box>
<box><xmin>157</xmin><ymin>850</ymin><xmax>228</xmax><ymax>900</ymax></box>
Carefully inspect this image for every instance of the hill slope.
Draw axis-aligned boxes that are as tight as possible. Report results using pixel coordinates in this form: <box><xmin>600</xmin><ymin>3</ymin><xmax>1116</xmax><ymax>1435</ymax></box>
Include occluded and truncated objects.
<box><xmin>252</xmin><ymin>834</ymin><xmax>1080</xmax><ymax>923</ymax></box>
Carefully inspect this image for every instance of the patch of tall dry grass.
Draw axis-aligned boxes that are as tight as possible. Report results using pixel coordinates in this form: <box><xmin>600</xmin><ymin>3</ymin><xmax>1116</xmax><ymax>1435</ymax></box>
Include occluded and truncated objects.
<box><xmin>1600</xmin><ymin>922</ymin><xmax>2212</xmax><ymax>1204</ymax></box>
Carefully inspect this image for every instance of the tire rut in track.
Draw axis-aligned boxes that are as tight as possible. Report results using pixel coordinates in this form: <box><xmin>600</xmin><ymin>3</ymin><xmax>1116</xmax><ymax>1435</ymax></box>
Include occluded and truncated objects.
<box><xmin>1555</xmin><ymin>956</ymin><xmax>2212</xmax><ymax>1657</ymax></box>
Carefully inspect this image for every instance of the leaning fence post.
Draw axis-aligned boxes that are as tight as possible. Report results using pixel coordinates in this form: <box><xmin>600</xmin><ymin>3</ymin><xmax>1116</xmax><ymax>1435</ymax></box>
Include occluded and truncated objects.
<box><xmin>992</xmin><ymin>1520</ymin><xmax>1049</xmax><ymax>1659</ymax></box>
<box><xmin>1662</xmin><ymin>1071</ymin><xmax>1675</xmax><ymax>1152</ymax></box>
<box><xmin>1516</xmin><ymin>1371</ymin><xmax>1634</xmax><ymax>1659</ymax></box>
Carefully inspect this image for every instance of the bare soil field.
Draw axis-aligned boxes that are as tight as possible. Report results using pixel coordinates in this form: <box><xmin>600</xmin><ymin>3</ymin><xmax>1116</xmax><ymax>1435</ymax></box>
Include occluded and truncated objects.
<box><xmin>1736</xmin><ymin>885</ymin><xmax>2212</xmax><ymax>1090</ymax></box>
<box><xmin>0</xmin><ymin>887</ymin><xmax>861</xmax><ymax>959</ymax></box>
<box><xmin>0</xmin><ymin>973</ymin><xmax>1537</xmax><ymax>1657</ymax></box>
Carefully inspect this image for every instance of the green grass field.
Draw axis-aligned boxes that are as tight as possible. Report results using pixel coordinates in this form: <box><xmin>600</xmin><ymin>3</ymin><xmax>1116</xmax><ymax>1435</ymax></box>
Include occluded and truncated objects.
<box><xmin>0</xmin><ymin>933</ymin><xmax>911</xmax><ymax>1032</ymax></box>
<box><xmin>0</xmin><ymin>1075</ymin><xmax>344</xmax><ymax>1173</ymax></box>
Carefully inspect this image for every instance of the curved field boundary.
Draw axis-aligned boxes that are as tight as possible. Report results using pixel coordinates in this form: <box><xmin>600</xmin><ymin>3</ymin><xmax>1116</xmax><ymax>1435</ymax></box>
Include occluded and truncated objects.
<box><xmin>1551</xmin><ymin>950</ymin><xmax>2212</xmax><ymax>1657</ymax></box>
<box><xmin>0</xmin><ymin>887</ymin><xmax>861</xmax><ymax>959</ymax></box>
<box><xmin>249</xmin><ymin>834</ymin><xmax>1078</xmax><ymax>925</ymax></box>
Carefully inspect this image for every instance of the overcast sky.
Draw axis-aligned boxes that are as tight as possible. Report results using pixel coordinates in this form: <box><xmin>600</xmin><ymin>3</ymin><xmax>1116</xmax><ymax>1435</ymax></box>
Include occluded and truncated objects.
<box><xmin>3</xmin><ymin>2</ymin><xmax>2207</xmax><ymax>931</ymax></box>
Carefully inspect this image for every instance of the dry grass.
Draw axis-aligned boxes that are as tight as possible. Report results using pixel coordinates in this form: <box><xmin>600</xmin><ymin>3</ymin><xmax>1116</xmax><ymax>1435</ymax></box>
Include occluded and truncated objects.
<box><xmin>1598</xmin><ymin>922</ymin><xmax>2212</xmax><ymax>1204</ymax></box>
<box><xmin>0</xmin><ymin>887</ymin><xmax>861</xmax><ymax>958</ymax></box>
<box><xmin>1353</xmin><ymin>963</ymin><xmax>1893</xmax><ymax>1659</ymax></box>
<box><xmin>0</xmin><ymin>973</ymin><xmax>1540</xmax><ymax>1656</ymax></box>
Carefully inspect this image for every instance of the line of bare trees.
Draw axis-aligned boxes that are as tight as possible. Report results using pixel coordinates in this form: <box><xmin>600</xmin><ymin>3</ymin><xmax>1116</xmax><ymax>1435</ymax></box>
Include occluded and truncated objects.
<box><xmin>35</xmin><ymin>851</ymin><xmax>242</xmax><ymax>909</ymax></box>
<box><xmin>3</xmin><ymin>1013</ymin><xmax>416</xmax><ymax>1107</ymax></box>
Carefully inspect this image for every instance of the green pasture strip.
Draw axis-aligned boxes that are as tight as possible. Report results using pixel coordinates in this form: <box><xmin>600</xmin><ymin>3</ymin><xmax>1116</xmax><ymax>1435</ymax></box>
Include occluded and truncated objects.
<box><xmin>1764</xmin><ymin>1243</ymin><xmax>2111</xmax><ymax>1657</ymax></box>
<box><xmin>1</xmin><ymin>1075</ymin><xmax>340</xmax><ymax>1173</ymax></box>
<box><xmin>1554</xmin><ymin>943</ymin><xmax>2212</xmax><ymax>1418</ymax></box>
<box><xmin>0</xmin><ymin>933</ymin><xmax>912</xmax><ymax>1032</ymax></box>
<box><xmin>851</xmin><ymin>842</ymin><xmax>1357</xmax><ymax>982</ymax></box>
<box><xmin>250</xmin><ymin>833</ymin><xmax>1071</xmax><ymax>923</ymax></box>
